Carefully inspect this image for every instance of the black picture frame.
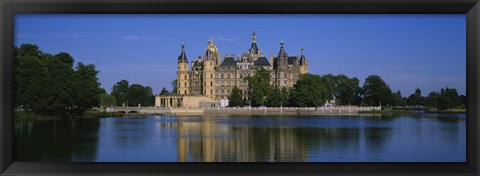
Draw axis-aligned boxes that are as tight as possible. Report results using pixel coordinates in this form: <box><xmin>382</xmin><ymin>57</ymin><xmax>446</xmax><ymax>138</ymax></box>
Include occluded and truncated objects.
<box><xmin>1</xmin><ymin>0</ymin><xmax>479</xmax><ymax>175</ymax></box>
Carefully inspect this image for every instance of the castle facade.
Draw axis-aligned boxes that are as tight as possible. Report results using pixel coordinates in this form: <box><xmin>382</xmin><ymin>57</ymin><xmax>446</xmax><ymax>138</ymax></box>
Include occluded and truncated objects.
<box><xmin>156</xmin><ymin>32</ymin><xmax>308</xmax><ymax>108</ymax></box>
<box><xmin>178</xmin><ymin>32</ymin><xmax>308</xmax><ymax>100</ymax></box>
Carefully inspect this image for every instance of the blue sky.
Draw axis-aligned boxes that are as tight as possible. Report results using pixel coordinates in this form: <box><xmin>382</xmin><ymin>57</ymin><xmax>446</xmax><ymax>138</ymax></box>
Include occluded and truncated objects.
<box><xmin>14</xmin><ymin>14</ymin><xmax>466</xmax><ymax>96</ymax></box>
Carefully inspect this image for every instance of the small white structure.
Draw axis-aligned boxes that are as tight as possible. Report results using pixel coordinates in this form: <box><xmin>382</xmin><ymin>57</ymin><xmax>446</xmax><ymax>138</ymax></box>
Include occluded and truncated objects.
<box><xmin>220</xmin><ymin>99</ymin><xmax>229</xmax><ymax>107</ymax></box>
<box><xmin>106</xmin><ymin>107</ymin><xmax>116</xmax><ymax>112</ymax></box>
<box><xmin>324</xmin><ymin>99</ymin><xmax>336</xmax><ymax>107</ymax></box>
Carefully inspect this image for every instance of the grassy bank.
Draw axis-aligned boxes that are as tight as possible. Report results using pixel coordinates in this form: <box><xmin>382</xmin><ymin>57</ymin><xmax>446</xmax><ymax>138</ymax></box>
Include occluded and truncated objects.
<box><xmin>14</xmin><ymin>111</ymin><xmax>63</xmax><ymax>121</ymax></box>
<box><xmin>14</xmin><ymin>110</ymin><xmax>116</xmax><ymax>121</ymax></box>
<box><xmin>83</xmin><ymin>110</ymin><xmax>117</xmax><ymax>119</ymax></box>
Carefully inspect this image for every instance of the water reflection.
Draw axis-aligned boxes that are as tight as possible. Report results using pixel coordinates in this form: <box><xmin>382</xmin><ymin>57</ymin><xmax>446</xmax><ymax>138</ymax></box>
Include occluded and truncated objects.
<box><xmin>14</xmin><ymin>114</ymin><xmax>466</xmax><ymax>162</ymax></box>
<box><xmin>15</xmin><ymin>119</ymin><xmax>100</xmax><ymax>162</ymax></box>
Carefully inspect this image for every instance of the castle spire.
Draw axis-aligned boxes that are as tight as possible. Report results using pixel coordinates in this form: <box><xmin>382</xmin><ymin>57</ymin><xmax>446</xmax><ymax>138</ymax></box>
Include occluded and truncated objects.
<box><xmin>300</xmin><ymin>48</ymin><xmax>307</xmax><ymax>66</ymax></box>
<box><xmin>210</xmin><ymin>36</ymin><xmax>214</xmax><ymax>44</ymax></box>
<box><xmin>278</xmin><ymin>40</ymin><xmax>286</xmax><ymax>57</ymax></box>
<box><xmin>178</xmin><ymin>42</ymin><xmax>188</xmax><ymax>63</ymax></box>
<box><xmin>249</xmin><ymin>31</ymin><xmax>259</xmax><ymax>55</ymax></box>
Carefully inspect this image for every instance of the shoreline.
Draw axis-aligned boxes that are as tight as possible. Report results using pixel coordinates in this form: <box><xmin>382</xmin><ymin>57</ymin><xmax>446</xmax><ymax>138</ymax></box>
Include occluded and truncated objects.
<box><xmin>14</xmin><ymin>107</ymin><xmax>466</xmax><ymax>121</ymax></box>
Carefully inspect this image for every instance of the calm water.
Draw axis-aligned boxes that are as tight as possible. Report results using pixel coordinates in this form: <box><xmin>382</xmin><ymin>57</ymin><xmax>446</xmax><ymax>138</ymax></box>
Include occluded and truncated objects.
<box><xmin>15</xmin><ymin>114</ymin><xmax>466</xmax><ymax>162</ymax></box>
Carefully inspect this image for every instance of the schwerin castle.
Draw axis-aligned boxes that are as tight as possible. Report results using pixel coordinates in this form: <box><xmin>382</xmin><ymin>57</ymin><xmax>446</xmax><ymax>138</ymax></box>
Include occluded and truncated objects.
<box><xmin>155</xmin><ymin>32</ymin><xmax>309</xmax><ymax>108</ymax></box>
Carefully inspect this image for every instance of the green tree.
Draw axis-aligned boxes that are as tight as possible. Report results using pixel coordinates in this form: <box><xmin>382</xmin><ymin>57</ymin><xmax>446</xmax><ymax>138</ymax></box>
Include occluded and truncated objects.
<box><xmin>392</xmin><ymin>90</ymin><xmax>404</xmax><ymax>107</ymax></box>
<box><xmin>320</xmin><ymin>74</ymin><xmax>336</xmax><ymax>100</ymax></box>
<box><xmin>171</xmin><ymin>79</ymin><xmax>178</xmax><ymax>95</ymax></box>
<box><xmin>280</xmin><ymin>87</ymin><xmax>289</xmax><ymax>107</ymax></box>
<box><xmin>362</xmin><ymin>75</ymin><xmax>393</xmax><ymax>106</ymax></box>
<box><xmin>228</xmin><ymin>86</ymin><xmax>243</xmax><ymax>107</ymax></box>
<box><xmin>265</xmin><ymin>87</ymin><xmax>281</xmax><ymax>107</ymax></box>
<box><xmin>14</xmin><ymin>55</ymin><xmax>50</xmax><ymax>111</ymax></box>
<box><xmin>100</xmin><ymin>94</ymin><xmax>116</xmax><ymax>107</ymax></box>
<box><xmin>127</xmin><ymin>84</ymin><xmax>150</xmax><ymax>107</ymax></box>
<box><xmin>426</xmin><ymin>91</ymin><xmax>439</xmax><ymax>108</ymax></box>
<box><xmin>71</xmin><ymin>63</ymin><xmax>101</xmax><ymax>115</ymax></box>
<box><xmin>437</xmin><ymin>87</ymin><xmax>463</xmax><ymax>110</ymax></box>
<box><xmin>333</xmin><ymin>75</ymin><xmax>361</xmax><ymax>105</ymax></box>
<box><xmin>111</xmin><ymin>80</ymin><xmax>129</xmax><ymax>106</ymax></box>
<box><xmin>99</xmin><ymin>88</ymin><xmax>107</xmax><ymax>94</ymax></box>
<box><xmin>159</xmin><ymin>87</ymin><xmax>169</xmax><ymax>95</ymax></box>
<box><xmin>144</xmin><ymin>86</ymin><xmax>154</xmax><ymax>106</ymax></box>
<box><xmin>16</xmin><ymin>44</ymin><xmax>42</xmax><ymax>58</ymax></box>
<box><xmin>45</xmin><ymin>55</ymin><xmax>77</xmax><ymax>115</ymax></box>
<box><xmin>14</xmin><ymin>43</ymin><xmax>102</xmax><ymax>117</ymax></box>
<box><xmin>407</xmin><ymin>88</ymin><xmax>424</xmax><ymax>106</ymax></box>
<box><xmin>244</xmin><ymin>67</ymin><xmax>271</xmax><ymax>107</ymax></box>
<box><xmin>54</xmin><ymin>52</ymin><xmax>74</xmax><ymax>67</ymax></box>
<box><xmin>288</xmin><ymin>74</ymin><xmax>329</xmax><ymax>107</ymax></box>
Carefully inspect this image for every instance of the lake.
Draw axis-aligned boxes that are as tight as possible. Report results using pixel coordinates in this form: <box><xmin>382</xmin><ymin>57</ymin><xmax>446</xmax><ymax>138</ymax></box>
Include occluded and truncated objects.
<box><xmin>14</xmin><ymin>114</ymin><xmax>466</xmax><ymax>162</ymax></box>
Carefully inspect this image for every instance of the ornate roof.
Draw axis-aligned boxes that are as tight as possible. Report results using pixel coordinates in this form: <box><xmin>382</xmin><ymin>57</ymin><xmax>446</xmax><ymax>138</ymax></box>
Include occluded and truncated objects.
<box><xmin>254</xmin><ymin>56</ymin><xmax>271</xmax><ymax>66</ymax></box>
<box><xmin>299</xmin><ymin>48</ymin><xmax>307</xmax><ymax>66</ymax></box>
<box><xmin>204</xmin><ymin>36</ymin><xmax>220</xmax><ymax>61</ymax></box>
<box><xmin>220</xmin><ymin>56</ymin><xmax>236</xmax><ymax>67</ymax></box>
<box><xmin>249</xmin><ymin>32</ymin><xmax>260</xmax><ymax>55</ymax></box>
<box><xmin>288</xmin><ymin>56</ymin><xmax>298</xmax><ymax>65</ymax></box>
<box><xmin>278</xmin><ymin>41</ymin><xmax>287</xmax><ymax>57</ymax></box>
<box><xmin>178</xmin><ymin>42</ymin><xmax>188</xmax><ymax>63</ymax></box>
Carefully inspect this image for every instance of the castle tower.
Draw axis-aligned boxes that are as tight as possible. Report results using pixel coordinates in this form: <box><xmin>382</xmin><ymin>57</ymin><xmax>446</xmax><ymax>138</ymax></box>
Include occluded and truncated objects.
<box><xmin>299</xmin><ymin>48</ymin><xmax>308</xmax><ymax>74</ymax></box>
<box><xmin>203</xmin><ymin>37</ymin><xmax>220</xmax><ymax>99</ymax></box>
<box><xmin>248</xmin><ymin>32</ymin><xmax>261</xmax><ymax>61</ymax></box>
<box><xmin>274</xmin><ymin>40</ymin><xmax>288</xmax><ymax>87</ymax></box>
<box><xmin>177</xmin><ymin>42</ymin><xmax>189</xmax><ymax>95</ymax></box>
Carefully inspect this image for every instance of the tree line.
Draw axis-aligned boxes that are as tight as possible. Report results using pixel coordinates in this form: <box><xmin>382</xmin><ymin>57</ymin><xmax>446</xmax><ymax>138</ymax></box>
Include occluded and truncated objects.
<box><xmin>228</xmin><ymin>67</ymin><xmax>465</xmax><ymax>110</ymax></box>
<box><xmin>110</xmin><ymin>80</ymin><xmax>155</xmax><ymax>107</ymax></box>
<box><xmin>14</xmin><ymin>44</ymin><xmax>101</xmax><ymax>117</ymax></box>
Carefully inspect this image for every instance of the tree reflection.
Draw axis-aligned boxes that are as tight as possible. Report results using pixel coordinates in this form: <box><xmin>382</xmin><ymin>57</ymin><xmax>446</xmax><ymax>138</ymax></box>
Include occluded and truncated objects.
<box><xmin>15</xmin><ymin>119</ymin><xmax>100</xmax><ymax>162</ymax></box>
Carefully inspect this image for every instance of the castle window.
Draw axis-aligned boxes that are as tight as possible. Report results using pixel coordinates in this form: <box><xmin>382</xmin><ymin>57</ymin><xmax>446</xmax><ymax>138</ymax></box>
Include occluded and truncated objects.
<box><xmin>211</xmin><ymin>73</ymin><xmax>213</xmax><ymax>79</ymax></box>
<box><xmin>210</xmin><ymin>81</ymin><xmax>213</xmax><ymax>86</ymax></box>
<box><xmin>179</xmin><ymin>82</ymin><xmax>180</xmax><ymax>88</ymax></box>
<box><xmin>184</xmin><ymin>90</ymin><xmax>187</xmax><ymax>94</ymax></box>
<box><xmin>184</xmin><ymin>82</ymin><xmax>187</xmax><ymax>87</ymax></box>
<box><xmin>184</xmin><ymin>75</ymin><xmax>187</xmax><ymax>80</ymax></box>
<box><xmin>211</xmin><ymin>89</ymin><xmax>213</xmax><ymax>95</ymax></box>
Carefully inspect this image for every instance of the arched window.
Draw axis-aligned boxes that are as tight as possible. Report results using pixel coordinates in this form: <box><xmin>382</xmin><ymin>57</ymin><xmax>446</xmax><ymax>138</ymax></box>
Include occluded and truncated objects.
<box><xmin>210</xmin><ymin>81</ymin><xmax>213</xmax><ymax>86</ymax></box>
<box><xmin>179</xmin><ymin>82</ymin><xmax>180</xmax><ymax>87</ymax></box>
<box><xmin>211</xmin><ymin>89</ymin><xmax>213</xmax><ymax>95</ymax></box>
<box><xmin>184</xmin><ymin>90</ymin><xmax>187</xmax><ymax>95</ymax></box>
<box><xmin>211</xmin><ymin>73</ymin><xmax>213</xmax><ymax>79</ymax></box>
<box><xmin>184</xmin><ymin>75</ymin><xmax>187</xmax><ymax>80</ymax></box>
<box><xmin>184</xmin><ymin>82</ymin><xmax>187</xmax><ymax>87</ymax></box>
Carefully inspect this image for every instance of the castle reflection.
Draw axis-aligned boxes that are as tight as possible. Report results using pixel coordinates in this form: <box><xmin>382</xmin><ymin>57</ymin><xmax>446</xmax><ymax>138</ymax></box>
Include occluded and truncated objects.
<box><xmin>173</xmin><ymin>117</ymin><xmax>309</xmax><ymax>162</ymax></box>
